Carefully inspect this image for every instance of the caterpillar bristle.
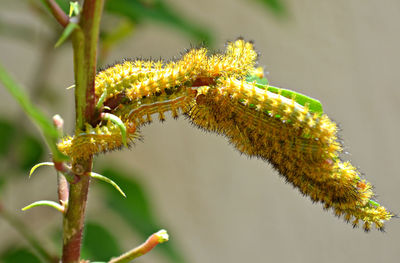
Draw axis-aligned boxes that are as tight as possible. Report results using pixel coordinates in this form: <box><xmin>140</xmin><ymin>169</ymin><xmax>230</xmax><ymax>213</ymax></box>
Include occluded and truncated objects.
<box><xmin>57</xmin><ymin>39</ymin><xmax>392</xmax><ymax>231</ymax></box>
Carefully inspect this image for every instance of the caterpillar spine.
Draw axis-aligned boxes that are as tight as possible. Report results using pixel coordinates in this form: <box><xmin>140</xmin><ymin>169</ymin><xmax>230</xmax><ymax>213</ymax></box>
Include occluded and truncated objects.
<box><xmin>57</xmin><ymin>39</ymin><xmax>392</xmax><ymax>231</ymax></box>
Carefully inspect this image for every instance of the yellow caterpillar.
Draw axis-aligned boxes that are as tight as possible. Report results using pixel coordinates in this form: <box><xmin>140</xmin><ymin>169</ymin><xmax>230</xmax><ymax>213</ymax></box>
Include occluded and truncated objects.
<box><xmin>57</xmin><ymin>39</ymin><xmax>392</xmax><ymax>231</ymax></box>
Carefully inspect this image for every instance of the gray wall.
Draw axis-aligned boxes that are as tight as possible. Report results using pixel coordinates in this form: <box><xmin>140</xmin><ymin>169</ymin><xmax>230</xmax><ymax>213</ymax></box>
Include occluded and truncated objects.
<box><xmin>1</xmin><ymin>0</ymin><xmax>399</xmax><ymax>262</ymax></box>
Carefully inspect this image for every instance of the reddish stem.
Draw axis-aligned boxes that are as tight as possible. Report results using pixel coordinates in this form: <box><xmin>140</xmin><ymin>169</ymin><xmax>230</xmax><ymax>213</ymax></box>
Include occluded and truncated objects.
<box><xmin>80</xmin><ymin>0</ymin><xmax>104</xmax><ymax>124</ymax></box>
<box><xmin>61</xmin><ymin>166</ymin><xmax>91</xmax><ymax>263</ymax></box>
<box><xmin>109</xmin><ymin>230</ymin><xmax>169</xmax><ymax>263</ymax></box>
<box><xmin>45</xmin><ymin>0</ymin><xmax>69</xmax><ymax>27</ymax></box>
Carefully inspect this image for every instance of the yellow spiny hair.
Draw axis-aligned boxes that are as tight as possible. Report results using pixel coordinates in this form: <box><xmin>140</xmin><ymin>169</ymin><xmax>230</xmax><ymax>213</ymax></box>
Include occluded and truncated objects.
<box><xmin>188</xmin><ymin>78</ymin><xmax>392</xmax><ymax>231</ymax></box>
<box><xmin>59</xmin><ymin>39</ymin><xmax>257</xmax><ymax>159</ymax></box>
<box><xmin>95</xmin><ymin>39</ymin><xmax>257</xmax><ymax>102</ymax></box>
<box><xmin>57</xmin><ymin>122</ymin><xmax>139</xmax><ymax>160</ymax></box>
<box><xmin>57</xmin><ymin>39</ymin><xmax>392</xmax><ymax>231</ymax></box>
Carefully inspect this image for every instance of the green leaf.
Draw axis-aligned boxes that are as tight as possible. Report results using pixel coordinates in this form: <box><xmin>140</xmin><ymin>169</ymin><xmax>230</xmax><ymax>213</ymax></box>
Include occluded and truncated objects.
<box><xmin>81</xmin><ymin>221</ymin><xmax>122</xmax><ymax>262</ymax></box>
<box><xmin>16</xmin><ymin>134</ymin><xmax>44</xmax><ymax>172</ymax></box>
<box><xmin>246</xmin><ymin>74</ymin><xmax>269</xmax><ymax>86</ymax></box>
<box><xmin>98</xmin><ymin>167</ymin><xmax>186</xmax><ymax>263</ymax></box>
<box><xmin>246</xmin><ymin>75</ymin><xmax>324</xmax><ymax>115</ymax></box>
<box><xmin>253</xmin><ymin>0</ymin><xmax>287</xmax><ymax>16</ymax></box>
<box><xmin>268</xmin><ymin>85</ymin><xmax>324</xmax><ymax>115</ymax></box>
<box><xmin>0</xmin><ymin>247</ymin><xmax>41</xmax><ymax>263</ymax></box>
<box><xmin>105</xmin><ymin>0</ymin><xmax>213</xmax><ymax>45</ymax></box>
<box><xmin>54</xmin><ymin>22</ymin><xmax>79</xmax><ymax>48</ymax></box>
<box><xmin>0</xmin><ymin>62</ymin><xmax>68</xmax><ymax>162</ymax></box>
<box><xmin>69</xmin><ymin>1</ymin><xmax>81</xmax><ymax>17</ymax></box>
<box><xmin>0</xmin><ymin>119</ymin><xmax>17</xmax><ymax>157</ymax></box>
<box><xmin>369</xmin><ymin>199</ymin><xmax>380</xmax><ymax>207</ymax></box>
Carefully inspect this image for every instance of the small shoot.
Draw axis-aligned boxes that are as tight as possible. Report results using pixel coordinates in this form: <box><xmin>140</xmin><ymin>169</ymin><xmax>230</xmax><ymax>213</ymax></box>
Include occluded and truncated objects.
<box><xmin>29</xmin><ymin>162</ymin><xmax>54</xmax><ymax>178</ymax></box>
<box><xmin>96</xmin><ymin>89</ymin><xmax>108</xmax><ymax>110</ymax></box>
<box><xmin>109</xmin><ymin>229</ymin><xmax>169</xmax><ymax>263</ymax></box>
<box><xmin>55</xmin><ymin>22</ymin><xmax>79</xmax><ymax>48</ymax></box>
<box><xmin>22</xmin><ymin>200</ymin><xmax>64</xmax><ymax>213</ymax></box>
<box><xmin>90</xmin><ymin>172</ymin><xmax>126</xmax><ymax>198</ymax></box>
<box><xmin>69</xmin><ymin>1</ymin><xmax>81</xmax><ymax>17</ymax></box>
<box><xmin>101</xmin><ymin>113</ymin><xmax>128</xmax><ymax>147</ymax></box>
<box><xmin>154</xmin><ymin>229</ymin><xmax>169</xmax><ymax>243</ymax></box>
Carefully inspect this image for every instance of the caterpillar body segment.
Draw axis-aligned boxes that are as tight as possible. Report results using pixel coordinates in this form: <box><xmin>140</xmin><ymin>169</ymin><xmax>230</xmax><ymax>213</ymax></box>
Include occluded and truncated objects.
<box><xmin>95</xmin><ymin>39</ymin><xmax>257</xmax><ymax>109</ymax></box>
<box><xmin>57</xmin><ymin>122</ymin><xmax>139</xmax><ymax>160</ymax></box>
<box><xmin>187</xmin><ymin>78</ymin><xmax>391</xmax><ymax>231</ymax></box>
<box><xmin>94</xmin><ymin>48</ymin><xmax>206</xmax><ymax>101</ymax></box>
<box><xmin>117</xmin><ymin>87</ymin><xmax>197</xmax><ymax>127</ymax></box>
<box><xmin>59</xmin><ymin>39</ymin><xmax>258</xmax><ymax>160</ymax></box>
<box><xmin>56</xmin><ymin>39</ymin><xmax>392</xmax><ymax>231</ymax></box>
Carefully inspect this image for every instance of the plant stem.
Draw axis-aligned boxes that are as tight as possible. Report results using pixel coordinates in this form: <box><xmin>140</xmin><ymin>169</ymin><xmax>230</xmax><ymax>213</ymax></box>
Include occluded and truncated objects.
<box><xmin>43</xmin><ymin>0</ymin><xmax>69</xmax><ymax>27</ymax></box>
<box><xmin>61</xmin><ymin>1</ymin><xmax>104</xmax><ymax>262</ymax></box>
<box><xmin>57</xmin><ymin>173</ymin><xmax>69</xmax><ymax>204</ymax></box>
<box><xmin>61</xmin><ymin>160</ymin><xmax>91</xmax><ymax>263</ymax></box>
<box><xmin>76</xmin><ymin>0</ymin><xmax>104</xmax><ymax>129</ymax></box>
<box><xmin>109</xmin><ymin>230</ymin><xmax>169</xmax><ymax>263</ymax></box>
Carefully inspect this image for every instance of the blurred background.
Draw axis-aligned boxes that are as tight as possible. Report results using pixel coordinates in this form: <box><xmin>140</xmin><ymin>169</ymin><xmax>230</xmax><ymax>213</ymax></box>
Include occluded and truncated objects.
<box><xmin>0</xmin><ymin>0</ymin><xmax>399</xmax><ymax>262</ymax></box>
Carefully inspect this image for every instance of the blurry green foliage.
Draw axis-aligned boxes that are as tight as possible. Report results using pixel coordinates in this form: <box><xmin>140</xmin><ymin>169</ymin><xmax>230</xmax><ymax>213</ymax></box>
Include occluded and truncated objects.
<box><xmin>254</xmin><ymin>0</ymin><xmax>287</xmax><ymax>16</ymax></box>
<box><xmin>52</xmin><ymin>0</ymin><xmax>213</xmax><ymax>44</ymax></box>
<box><xmin>0</xmin><ymin>118</ymin><xmax>44</xmax><ymax>173</ymax></box>
<box><xmin>0</xmin><ymin>119</ymin><xmax>16</xmax><ymax>157</ymax></box>
<box><xmin>81</xmin><ymin>221</ymin><xmax>122</xmax><ymax>262</ymax></box>
<box><xmin>105</xmin><ymin>0</ymin><xmax>212</xmax><ymax>45</ymax></box>
<box><xmin>0</xmin><ymin>64</ymin><xmax>67</xmax><ymax>161</ymax></box>
<box><xmin>0</xmin><ymin>175</ymin><xmax>5</xmax><ymax>193</ymax></box>
<box><xmin>0</xmin><ymin>247</ymin><xmax>42</xmax><ymax>263</ymax></box>
<box><xmin>16</xmin><ymin>134</ymin><xmax>44</xmax><ymax>172</ymax></box>
<box><xmin>98</xmin><ymin>167</ymin><xmax>186</xmax><ymax>263</ymax></box>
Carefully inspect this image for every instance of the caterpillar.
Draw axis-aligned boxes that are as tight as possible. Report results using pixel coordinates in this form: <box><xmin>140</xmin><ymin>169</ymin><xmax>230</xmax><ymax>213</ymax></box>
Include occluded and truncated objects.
<box><xmin>57</xmin><ymin>39</ymin><xmax>392</xmax><ymax>231</ymax></box>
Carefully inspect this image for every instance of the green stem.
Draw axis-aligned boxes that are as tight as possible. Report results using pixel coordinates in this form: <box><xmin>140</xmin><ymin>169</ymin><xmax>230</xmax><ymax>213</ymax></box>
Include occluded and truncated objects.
<box><xmin>75</xmin><ymin>0</ymin><xmax>104</xmax><ymax>130</ymax></box>
<box><xmin>71</xmin><ymin>26</ymin><xmax>86</xmax><ymax>131</ymax></box>
<box><xmin>61</xmin><ymin>1</ymin><xmax>104</xmax><ymax>262</ymax></box>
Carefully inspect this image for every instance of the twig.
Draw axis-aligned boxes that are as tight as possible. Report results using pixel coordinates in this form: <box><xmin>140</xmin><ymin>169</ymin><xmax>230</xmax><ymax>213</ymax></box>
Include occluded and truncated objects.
<box><xmin>52</xmin><ymin>115</ymin><xmax>69</xmax><ymax>205</ymax></box>
<box><xmin>109</xmin><ymin>230</ymin><xmax>169</xmax><ymax>263</ymax></box>
<box><xmin>43</xmin><ymin>0</ymin><xmax>69</xmax><ymax>27</ymax></box>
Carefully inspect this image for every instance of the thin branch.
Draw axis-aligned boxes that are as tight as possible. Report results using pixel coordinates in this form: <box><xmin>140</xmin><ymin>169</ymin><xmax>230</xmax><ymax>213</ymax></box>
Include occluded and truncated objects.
<box><xmin>57</xmin><ymin>173</ymin><xmax>69</xmax><ymax>205</ymax></box>
<box><xmin>109</xmin><ymin>230</ymin><xmax>169</xmax><ymax>263</ymax></box>
<box><xmin>43</xmin><ymin>0</ymin><xmax>69</xmax><ymax>27</ymax></box>
<box><xmin>52</xmin><ymin>115</ymin><xmax>70</xmax><ymax>205</ymax></box>
<box><xmin>61</xmin><ymin>167</ymin><xmax>91</xmax><ymax>263</ymax></box>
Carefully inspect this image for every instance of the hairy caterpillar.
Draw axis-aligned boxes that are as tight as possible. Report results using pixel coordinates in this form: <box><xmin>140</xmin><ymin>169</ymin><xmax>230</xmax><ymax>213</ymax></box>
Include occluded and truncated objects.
<box><xmin>57</xmin><ymin>39</ymin><xmax>392</xmax><ymax>231</ymax></box>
